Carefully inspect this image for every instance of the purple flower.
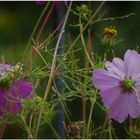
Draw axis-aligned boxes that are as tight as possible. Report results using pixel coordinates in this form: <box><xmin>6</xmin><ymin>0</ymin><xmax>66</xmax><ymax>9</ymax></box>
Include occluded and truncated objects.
<box><xmin>93</xmin><ymin>50</ymin><xmax>140</xmax><ymax>123</ymax></box>
<box><xmin>0</xmin><ymin>64</ymin><xmax>33</xmax><ymax>117</ymax></box>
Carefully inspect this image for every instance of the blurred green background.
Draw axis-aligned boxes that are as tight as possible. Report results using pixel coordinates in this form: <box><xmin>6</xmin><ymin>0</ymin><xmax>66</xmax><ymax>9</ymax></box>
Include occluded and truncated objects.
<box><xmin>1</xmin><ymin>1</ymin><xmax>140</xmax><ymax>138</ymax></box>
<box><xmin>0</xmin><ymin>1</ymin><xmax>140</xmax><ymax>62</ymax></box>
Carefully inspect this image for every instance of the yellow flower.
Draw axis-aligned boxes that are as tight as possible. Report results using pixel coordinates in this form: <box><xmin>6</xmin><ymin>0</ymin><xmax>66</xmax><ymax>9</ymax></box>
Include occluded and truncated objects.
<box><xmin>103</xmin><ymin>26</ymin><xmax>117</xmax><ymax>38</ymax></box>
<box><xmin>102</xmin><ymin>26</ymin><xmax>117</xmax><ymax>49</ymax></box>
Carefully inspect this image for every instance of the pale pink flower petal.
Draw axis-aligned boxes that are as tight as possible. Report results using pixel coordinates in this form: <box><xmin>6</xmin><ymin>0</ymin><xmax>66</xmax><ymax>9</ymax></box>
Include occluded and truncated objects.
<box><xmin>100</xmin><ymin>86</ymin><xmax>122</xmax><ymax>108</ymax></box>
<box><xmin>128</xmin><ymin>93</ymin><xmax>140</xmax><ymax>118</ymax></box>
<box><xmin>105</xmin><ymin>57</ymin><xmax>125</xmax><ymax>79</ymax></box>
<box><xmin>124</xmin><ymin>49</ymin><xmax>140</xmax><ymax>79</ymax></box>
<box><xmin>93</xmin><ymin>49</ymin><xmax>140</xmax><ymax>123</ymax></box>
<box><xmin>109</xmin><ymin>93</ymin><xmax>128</xmax><ymax>123</ymax></box>
<box><xmin>93</xmin><ymin>70</ymin><xmax>120</xmax><ymax>90</ymax></box>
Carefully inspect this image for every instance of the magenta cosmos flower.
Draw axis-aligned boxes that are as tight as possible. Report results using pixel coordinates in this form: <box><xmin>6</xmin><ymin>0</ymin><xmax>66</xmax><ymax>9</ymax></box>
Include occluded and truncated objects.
<box><xmin>93</xmin><ymin>50</ymin><xmax>140</xmax><ymax>123</ymax></box>
<box><xmin>0</xmin><ymin>64</ymin><xmax>32</xmax><ymax>117</ymax></box>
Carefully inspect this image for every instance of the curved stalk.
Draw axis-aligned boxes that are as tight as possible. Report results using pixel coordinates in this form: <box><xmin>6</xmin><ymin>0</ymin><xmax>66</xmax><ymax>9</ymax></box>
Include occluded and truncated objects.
<box><xmin>86</xmin><ymin>94</ymin><xmax>96</xmax><ymax>138</ymax></box>
<box><xmin>34</xmin><ymin>2</ymin><xmax>72</xmax><ymax>138</ymax></box>
<box><xmin>56</xmin><ymin>1</ymin><xmax>105</xmax><ymax>71</ymax></box>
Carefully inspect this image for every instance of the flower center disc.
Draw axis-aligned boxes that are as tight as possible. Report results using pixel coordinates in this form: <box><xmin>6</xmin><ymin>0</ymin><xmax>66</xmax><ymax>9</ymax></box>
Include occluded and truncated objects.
<box><xmin>122</xmin><ymin>79</ymin><xmax>135</xmax><ymax>92</ymax></box>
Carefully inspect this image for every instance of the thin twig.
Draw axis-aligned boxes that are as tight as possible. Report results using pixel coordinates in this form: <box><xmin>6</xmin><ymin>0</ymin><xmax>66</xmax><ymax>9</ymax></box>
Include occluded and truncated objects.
<box><xmin>56</xmin><ymin>1</ymin><xmax>106</xmax><ymax>71</ymax></box>
<box><xmin>34</xmin><ymin>2</ymin><xmax>72</xmax><ymax>138</ymax></box>
<box><xmin>94</xmin><ymin>13</ymin><xmax>135</xmax><ymax>24</ymax></box>
<box><xmin>25</xmin><ymin>2</ymin><xmax>50</xmax><ymax>50</ymax></box>
<box><xmin>35</xmin><ymin>3</ymin><xmax>55</xmax><ymax>47</ymax></box>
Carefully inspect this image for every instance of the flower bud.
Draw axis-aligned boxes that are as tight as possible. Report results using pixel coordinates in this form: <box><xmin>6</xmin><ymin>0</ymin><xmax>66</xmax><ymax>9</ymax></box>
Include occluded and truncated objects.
<box><xmin>102</xmin><ymin>26</ymin><xmax>117</xmax><ymax>49</ymax></box>
<box><xmin>76</xmin><ymin>4</ymin><xmax>91</xmax><ymax>19</ymax></box>
<box><xmin>14</xmin><ymin>63</ymin><xmax>23</xmax><ymax>73</ymax></box>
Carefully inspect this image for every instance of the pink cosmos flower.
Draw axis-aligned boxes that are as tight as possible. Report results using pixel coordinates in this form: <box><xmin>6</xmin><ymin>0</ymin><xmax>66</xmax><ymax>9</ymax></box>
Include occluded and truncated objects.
<box><xmin>0</xmin><ymin>64</ymin><xmax>33</xmax><ymax>117</ymax></box>
<box><xmin>93</xmin><ymin>50</ymin><xmax>140</xmax><ymax>123</ymax></box>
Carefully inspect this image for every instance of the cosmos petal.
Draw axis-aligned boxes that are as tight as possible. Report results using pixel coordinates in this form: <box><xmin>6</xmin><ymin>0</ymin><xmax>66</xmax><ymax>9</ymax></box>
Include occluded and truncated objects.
<box><xmin>93</xmin><ymin>70</ymin><xmax>120</xmax><ymax>90</ymax></box>
<box><xmin>12</xmin><ymin>80</ymin><xmax>33</xmax><ymax>99</ymax></box>
<box><xmin>124</xmin><ymin>49</ymin><xmax>140</xmax><ymax>79</ymax></box>
<box><xmin>109</xmin><ymin>93</ymin><xmax>128</xmax><ymax>123</ymax></box>
<box><xmin>100</xmin><ymin>86</ymin><xmax>122</xmax><ymax>108</ymax></box>
<box><xmin>105</xmin><ymin>57</ymin><xmax>125</xmax><ymax>79</ymax></box>
<box><xmin>128</xmin><ymin>93</ymin><xmax>140</xmax><ymax>118</ymax></box>
<box><xmin>93</xmin><ymin>49</ymin><xmax>140</xmax><ymax>123</ymax></box>
<box><xmin>7</xmin><ymin>100</ymin><xmax>22</xmax><ymax>115</ymax></box>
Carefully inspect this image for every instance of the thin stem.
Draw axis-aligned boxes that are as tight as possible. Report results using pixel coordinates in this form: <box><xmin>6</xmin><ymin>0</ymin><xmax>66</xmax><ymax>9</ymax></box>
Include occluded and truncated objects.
<box><xmin>30</xmin><ymin>2</ymin><xmax>54</xmax><ymax>70</ymax></box>
<box><xmin>79</xmin><ymin>17</ymin><xmax>93</xmax><ymax>138</ymax></box>
<box><xmin>53</xmin><ymin>79</ymin><xmax>71</xmax><ymax>122</ymax></box>
<box><xmin>80</xmin><ymin>24</ymin><xmax>88</xmax><ymax>138</ymax></box>
<box><xmin>0</xmin><ymin>117</ymin><xmax>9</xmax><ymax>138</ymax></box>
<box><xmin>129</xmin><ymin>116</ymin><xmax>133</xmax><ymax>129</ymax></box>
<box><xmin>28</xmin><ymin>2</ymin><xmax>54</xmax><ymax>72</ymax></box>
<box><xmin>82</xmin><ymin>94</ymin><xmax>87</xmax><ymax>138</ymax></box>
<box><xmin>86</xmin><ymin>95</ymin><xmax>96</xmax><ymax>138</ymax></box>
<box><xmin>56</xmin><ymin>1</ymin><xmax>105</xmax><ymax>71</ymax></box>
<box><xmin>29</xmin><ymin>114</ymin><xmax>33</xmax><ymax>132</ymax></box>
<box><xmin>34</xmin><ymin>2</ymin><xmax>72</xmax><ymax>138</ymax></box>
<box><xmin>21</xmin><ymin>114</ymin><xmax>33</xmax><ymax>139</ymax></box>
<box><xmin>35</xmin><ymin>2</ymin><xmax>55</xmax><ymax>46</ymax></box>
<box><xmin>32</xmin><ymin>79</ymin><xmax>40</xmax><ymax>97</ymax></box>
<box><xmin>49</xmin><ymin>123</ymin><xmax>61</xmax><ymax>138</ymax></box>
<box><xmin>34</xmin><ymin>75</ymin><xmax>53</xmax><ymax>139</ymax></box>
<box><xmin>25</xmin><ymin>2</ymin><xmax>50</xmax><ymax>50</ymax></box>
<box><xmin>32</xmin><ymin>45</ymin><xmax>49</xmax><ymax>68</ymax></box>
<box><xmin>99</xmin><ymin>110</ymin><xmax>108</xmax><ymax>138</ymax></box>
<box><xmin>25</xmin><ymin>2</ymin><xmax>50</xmax><ymax>75</ymax></box>
<box><xmin>133</xmin><ymin>87</ymin><xmax>140</xmax><ymax>106</ymax></box>
<box><xmin>108</xmin><ymin>118</ymin><xmax>113</xmax><ymax>139</ymax></box>
<box><xmin>79</xmin><ymin>18</ymin><xmax>94</xmax><ymax>68</ymax></box>
<box><xmin>44</xmin><ymin>16</ymin><xmax>65</xmax><ymax>47</ymax></box>
<box><xmin>94</xmin><ymin>13</ymin><xmax>135</xmax><ymax>24</ymax></box>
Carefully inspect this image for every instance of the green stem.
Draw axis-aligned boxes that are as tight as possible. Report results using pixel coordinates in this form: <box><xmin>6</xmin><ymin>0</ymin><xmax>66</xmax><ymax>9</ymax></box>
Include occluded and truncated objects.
<box><xmin>99</xmin><ymin>111</ymin><xmax>108</xmax><ymax>138</ymax></box>
<box><xmin>82</xmin><ymin>94</ymin><xmax>87</xmax><ymax>138</ymax></box>
<box><xmin>21</xmin><ymin>114</ymin><xmax>33</xmax><ymax>139</ymax></box>
<box><xmin>0</xmin><ymin>117</ymin><xmax>9</xmax><ymax>138</ymax></box>
<box><xmin>108</xmin><ymin>118</ymin><xmax>112</xmax><ymax>139</ymax></box>
<box><xmin>79</xmin><ymin>17</ymin><xmax>88</xmax><ymax>138</ymax></box>
<box><xmin>24</xmin><ymin>2</ymin><xmax>50</xmax><ymax>53</ymax></box>
<box><xmin>79</xmin><ymin>18</ymin><xmax>94</xmax><ymax>68</ymax></box>
<box><xmin>29</xmin><ymin>114</ymin><xmax>33</xmax><ymax>132</ymax></box>
<box><xmin>34</xmin><ymin>2</ymin><xmax>72</xmax><ymax>138</ymax></box>
<box><xmin>94</xmin><ymin>13</ymin><xmax>135</xmax><ymax>24</ymax></box>
<box><xmin>49</xmin><ymin>123</ymin><xmax>61</xmax><ymax>138</ymax></box>
<box><xmin>56</xmin><ymin>1</ymin><xmax>105</xmax><ymax>71</ymax></box>
<box><xmin>133</xmin><ymin>87</ymin><xmax>140</xmax><ymax>106</ymax></box>
<box><xmin>86</xmin><ymin>94</ymin><xmax>96</xmax><ymax>138</ymax></box>
<box><xmin>53</xmin><ymin>79</ymin><xmax>71</xmax><ymax>122</ymax></box>
<box><xmin>129</xmin><ymin>116</ymin><xmax>133</xmax><ymax>129</ymax></box>
<box><xmin>35</xmin><ymin>2</ymin><xmax>54</xmax><ymax>45</ymax></box>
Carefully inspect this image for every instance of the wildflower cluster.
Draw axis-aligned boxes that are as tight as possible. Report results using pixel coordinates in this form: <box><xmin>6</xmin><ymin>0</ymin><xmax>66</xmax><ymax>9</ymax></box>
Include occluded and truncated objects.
<box><xmin>1</xmin><ymin>1</ymin><xmax>138</xmax><ymax>139</ymax></box>
<box><xmin>0</xmin><ymin>63</ymin><xmax>32</xmax><ymax>117</ymax></box>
